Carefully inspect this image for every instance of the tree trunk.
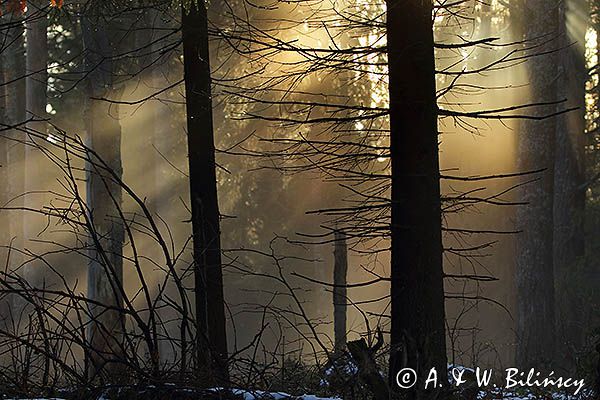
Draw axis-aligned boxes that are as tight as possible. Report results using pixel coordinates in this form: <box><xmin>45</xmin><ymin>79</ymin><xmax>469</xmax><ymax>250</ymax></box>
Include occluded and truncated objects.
<box><xmin>554</xmin><ymin>0</ymin><xmax>588</xmax><ymax>366</ymax></box>
<box><xmin>145</xmin><ymin>7</ymin><xmax>178</xmax><ymax>368</ymax></box>
<box><xmin>150</xmin><ymin>9</ymin><xmax>175</xmax><ymax>215</ymax></box>
<box><xmin>182</xmin><ymin>1</ymin><xmax>228</xmax><ymax>384</ymax></box>
<box><xmin>24</xmin><ymin>0</ymin><xmax>48</xmax><ymax>288</ymax></box>
<box><xmin>515</xmin><ymin>0</ymin><xmax>558</xmax><ymax>370</ymax></box>
<box><xmin>1</xmin><ymin>12</ymin><xmax>26</xmax><ymax>310</ymax></box>
<box><xmin>81</xmin><ymin>7</ymin><xmax>126</xmax><ymax>380</ymax></box>
<box><xmin>333</xmin><ymin>230</ymin><xmax>347</xmax><ymax>353</ymax></box>
<box><xmin>0</xmin><ymin>15</ymin><xmax>12</xmax><ymax>326</ymax></box>
<box><xmin>386</xmin><ymin>0</ymin><xmax>447</xmax><ymax>395</ymax></box>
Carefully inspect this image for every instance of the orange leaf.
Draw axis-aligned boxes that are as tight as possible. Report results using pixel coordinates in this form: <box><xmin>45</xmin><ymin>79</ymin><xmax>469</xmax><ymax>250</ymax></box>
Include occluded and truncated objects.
<box><xmin>3</xmin><ymin>0</ymin><xmax>61</xmax><ymax>15</ymax></box>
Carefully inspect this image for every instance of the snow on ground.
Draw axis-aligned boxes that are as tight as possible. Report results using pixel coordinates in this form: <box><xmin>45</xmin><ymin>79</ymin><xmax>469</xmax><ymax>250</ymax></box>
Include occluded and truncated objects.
<box><xmin>474</xmin><ymin>389</ymin><xmax>591</xmax><ymax>400</ymax></box>
<box><xmin>3</xmin><ymin>391</ymin><xmax>592</xmax><ymax>400</ymax></box>
<box><xmin>5</xmin><ymin>394</ymin><xmax>340</xmax><ymax>400</ymax></box>
<box><xmin>225</xmin><ymin>388</ymin><xmax>340</xmax><ymax>400</ymax></box>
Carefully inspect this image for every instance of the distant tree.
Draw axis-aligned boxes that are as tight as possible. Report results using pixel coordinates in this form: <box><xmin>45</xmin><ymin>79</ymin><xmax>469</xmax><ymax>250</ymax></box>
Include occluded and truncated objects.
<box><xmin>81</xmin><ymin>2</ymin><xmax>126</xmax><ymax>379</ymax></box>
<box><xmin>23</xmin><ymin>0</ymin><xmax>48</xmax><ymax>286</ymax></box>
<box><xmin>0</xmin><ymin>3</ymin><xmax>26</xmax><ymax>296</ymax></box>
<box><xmin>514</xmin><ymin>0</ymin><xmax>558</xmax><ymax>369</ymax></box>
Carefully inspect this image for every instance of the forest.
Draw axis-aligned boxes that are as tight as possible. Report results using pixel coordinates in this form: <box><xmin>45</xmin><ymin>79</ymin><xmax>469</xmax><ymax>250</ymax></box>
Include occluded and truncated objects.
<box><xmin>1</xmin><ymin>0</ymin><xmax>599</xmax><ymax>399</ymax></box>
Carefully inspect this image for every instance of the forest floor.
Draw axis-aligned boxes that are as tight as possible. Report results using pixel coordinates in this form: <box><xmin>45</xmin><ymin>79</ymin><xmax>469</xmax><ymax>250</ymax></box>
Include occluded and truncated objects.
<box><xmin>3</xmin><ymin>387</ymin><xmax>592</xmax><ymax>400</ymax></box>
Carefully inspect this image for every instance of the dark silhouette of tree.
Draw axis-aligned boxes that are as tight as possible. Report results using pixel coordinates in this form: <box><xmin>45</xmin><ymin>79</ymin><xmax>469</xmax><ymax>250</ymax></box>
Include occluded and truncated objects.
<box><xmin>554</xmin><ymin>0</ymin><xmax>588</xmax><ymax>366</ymax></box>
<box><xmin>333</xmin><ymin>230</ymin><xmax>347</xmax><ymax>353</ymax></box>
<box><xmin>182</xmin><ymin>0</ymin><xmax>228</xmax><ymax>384</ymax></box>
<box><xmin>386</xmin><ymin>0</ymin><xmax>447</xmax><ymax>394</ymax></box>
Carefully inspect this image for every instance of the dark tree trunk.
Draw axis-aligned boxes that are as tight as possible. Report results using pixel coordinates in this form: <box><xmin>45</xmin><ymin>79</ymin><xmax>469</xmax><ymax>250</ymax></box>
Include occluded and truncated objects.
<box><xmin>386</xmin><ymin>0</ymin><xmax>447</xmax><ymax>395</ymax></box>
<box><xmin>554</xmin><ymin>0</ymin><xmax>588</xmax><ymax>366</ymax></box>
<box><xmin>515</xmin><ymin>0</ymin><xmax>558</xmax><ymax>370</ymax></box>
<box><xmin>333</xmin><ymin>231</ymin><xmax>347</xmax><ymax>352</ymax></box>
<box><xmin>182</xmin><ymin>1</ymin><xmax>228</xmax><ymax>384</ymax></box>
<box><xmin>81</xmin><ymin>7</ymin><xmax>126</xmax><ymax>380</ymax></box>
<box><xmin>0</xmin><ymin>54</ymin><xmax>6</xmax><ymax>332</ymax></box>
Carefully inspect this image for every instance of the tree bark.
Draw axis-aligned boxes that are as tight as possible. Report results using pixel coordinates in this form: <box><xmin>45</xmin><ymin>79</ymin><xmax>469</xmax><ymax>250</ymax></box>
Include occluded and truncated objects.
<box><xmin>515</xmin><ymin>0</ymin><xmax>559</xmax><ymax>370</ymax></box>
<box><xmin>554</xmin><ymin>0</ymin><xmax>588</xmax><ymax>365</ymax></box>
<box><xmin>182</xmin><ymin>1</ymin><xmax>228</xmax><ymax>384</ymax></box>
<box><xmin>333</xmin><ymin>230</ymin><xmax>347</xmax><ymax>353</ymax></box>
<box><xmin>386</xmin><ymin>0</ymin><xmax>447</xmax><ymax>395</ymax></box>
<box><xmin>81</xmin><ymin>6</ymin><xmax>126</xmax><ymax>380</ymax></box>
